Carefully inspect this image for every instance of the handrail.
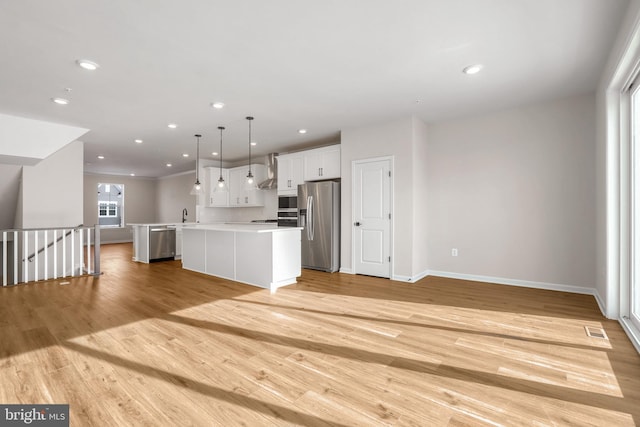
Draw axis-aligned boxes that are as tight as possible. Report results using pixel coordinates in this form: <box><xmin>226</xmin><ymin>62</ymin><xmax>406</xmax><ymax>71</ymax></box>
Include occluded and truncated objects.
<box><xmin>25</xmin><ymin>225</ymin><xmax>81</xmax><ymax>262</ymax></box>
<box><xmin>1</xmin><ymin>224</ymin><xmax>85</xmax><ymax>232</ymax></box>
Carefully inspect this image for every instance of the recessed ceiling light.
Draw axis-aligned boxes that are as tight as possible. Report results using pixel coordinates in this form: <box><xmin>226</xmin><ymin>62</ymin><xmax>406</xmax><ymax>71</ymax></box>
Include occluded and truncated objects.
<box><xmin>168</xmin><ymin>123</ymin><xmax>178</xmax><ymax>129</ymax></box>
<box><xmin>250</xmin><ymin>142</ymin><xmax>257</xmax><ymax>146</ymax></box>
<box><xmin>166</xmin><ymin>163</ymin><xmax>172</xmax><ymax>167</ymax></box>
<box><xmin>76</xmin><ymin>59</ymin><xmax>100</xmax><ymax>71</ymax></box>
<box><xmin>462</xmin><ymin>64</ymin><xmax>483</xmax><ymax>75</ymax></box>
<box><xmin>130</xmin><ymin>173</ymin><xmax>135</xmax><ymax>176</ymax></box>
<box><xmin>211</xmin><ymin>102</ymin><xmax>225</xmax><ymax>109</ymax></box>
<box><xmin>298</xmin><ymin>129</ymin><xmax>307</xmax><ymax>134</ymax></box>
<box><xmin>51</xmin><ymin>97</ymin><xmax>69</xmax><ymax>105</ymax></box>
<box><xmin>134</xmin><ymin>139</ymin><xmax>143</xmax><ymax>144</ymax></box>
<box><xmin>182</xmin><ymin>153</ymin><xmax>189</xmax><ymax>158</ymax></box>
<box><xmin>97</xmin><ymin>155</ymin><xmax>105</xmax><ymax>159</ymax></box>
<box><xmin>212</xmin><ymin>152</ymin><xmax>218</xmax><ymax>156</ymax></box>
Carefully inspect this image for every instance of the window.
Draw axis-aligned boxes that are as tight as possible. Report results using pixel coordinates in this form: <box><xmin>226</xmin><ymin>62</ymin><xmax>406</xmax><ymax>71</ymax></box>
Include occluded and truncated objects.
<box><xmin>98</xmin><ymin>201</ymin><xmax>118</xmax><ymax>217</ymax></box>
<box><xmin>97</xmin><ymin>183</ymin><xmax>124</xmax><ymax>228</ymax></box>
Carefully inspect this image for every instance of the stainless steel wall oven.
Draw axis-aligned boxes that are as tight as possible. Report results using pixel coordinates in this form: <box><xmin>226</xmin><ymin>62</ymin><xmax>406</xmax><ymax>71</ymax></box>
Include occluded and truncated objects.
<box><xmin>277</xmin><ymin>196</ymin><xmax>298</xmax><ymax>227</ymax></box>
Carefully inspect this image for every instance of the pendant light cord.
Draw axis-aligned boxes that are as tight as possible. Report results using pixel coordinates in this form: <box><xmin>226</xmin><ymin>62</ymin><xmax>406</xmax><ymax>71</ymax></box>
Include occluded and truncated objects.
<box><xmin>195</xmin><ymin>134</ymin><xmax>201</xmax><ymax>185</ymax></box>
<box><xmin>218</xmin><ymin>126</ymin><xmax>224</xmax><ymax>181</ymax></box>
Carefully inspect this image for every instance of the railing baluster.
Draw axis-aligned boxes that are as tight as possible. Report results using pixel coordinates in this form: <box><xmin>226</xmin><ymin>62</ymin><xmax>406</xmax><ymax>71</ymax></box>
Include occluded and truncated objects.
<box><xmin>62</xmin><ymin>229</ymin><xmax>66</xmax><ymax>278</ymax></box>
<box><xmin>34</xmin><ymin>231</ymin><xmax>38</xmax><ymax>282</ymax></box>
<box><xmin>2</xmin><ymin>231</ymin><xmax>6</xmax><ymax>287</ymax></box>
<box><xmin>53</xmin><ymin>230</ymin><xmax>58</xmax><ymax>279</ymax></box>
<box><xmin>86</xmin><ymin>228</ymin><xmax>91</xmax><ymax>275</ymax></box>
<box><xmin>13</xmin><ymin>231</ymin><xmax>17</xmax><ymax>285</ymax></box>
<box><xmin>79</xmin><ymin>228</ymin><xmax>84</xmax><ymax>276</ymax></box>
<box><xmin>43</xmin><ymin>230</ymin><xmax>48</xmax><ymax>281</ymax></box>
<box><xmin>71</xmin><ymin>229</ymin><xmax>75</xmax><ymax>277</ymax></box>
<box><xmin>93</xmin><ymin>224</ymin><xmax>100</xmax><ymax>277</ymax></box>
<box><xmin>23</xmin><ymin>231</ymin><xmax>28</xmax><ymax>283</ymax></box>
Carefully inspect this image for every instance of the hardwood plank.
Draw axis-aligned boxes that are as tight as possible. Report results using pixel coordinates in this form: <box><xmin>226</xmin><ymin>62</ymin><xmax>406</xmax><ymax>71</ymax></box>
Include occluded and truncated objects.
<box><xmin>0</xmin><ymin>243</ymin><xmax>639</xmax><ymax>426</ymax></box>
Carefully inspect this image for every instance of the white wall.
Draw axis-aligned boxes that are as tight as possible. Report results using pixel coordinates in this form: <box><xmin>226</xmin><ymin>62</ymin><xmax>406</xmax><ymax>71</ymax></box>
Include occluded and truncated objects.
<box><xmin>20</xmin><ymin>140</ymin><xmax>84</xmax><ymax>228</ymax></box>
<box><xmin>412</xmin><ymin>118</ymin><xmax>429</xmax><ymax>278</ymax></box>
<box><xmin>0</xmin><ymin>164</ymin><xmax>22</xmax><ymax>229</ymax></box>
<box><xmin>156</xmin><ymin>171</ymin><xmax>198</xmax><ymax>223</ymax></box>
<box><xmin>427</xmin><ymin>94</ymin><xmax>596</xmax><ymax>288</ymax></box>
<box><xmin>341</xmin><ymin>117</ymin><xmax>415</xmax><ymax>278</ymax></box>
<box><xmin>84</xmin><ymin>173</ymin><xmax>157</xmax><ymax>243</ymax></box>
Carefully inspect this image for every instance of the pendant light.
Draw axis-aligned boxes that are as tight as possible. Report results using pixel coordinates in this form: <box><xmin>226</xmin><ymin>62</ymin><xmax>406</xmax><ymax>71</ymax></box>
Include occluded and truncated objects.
<box><xmin>190</xmin><ymin>134</ymin><xmax>203</xmax><ymax>195</ymax></box>
<box><xmin>214</xmin><ymin>126</ymin><xmax>227</xmax><ymax>192</ymax></box>
<box><xmin>244</xmin><ymin>116</ymin><xmax>258</xmax><ymax>191</ymax></box>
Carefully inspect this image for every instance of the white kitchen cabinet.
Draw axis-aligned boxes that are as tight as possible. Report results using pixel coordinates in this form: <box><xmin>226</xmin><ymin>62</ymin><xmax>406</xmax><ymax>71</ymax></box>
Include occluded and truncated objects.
<box><xmin>303</xmin><ymin>145</ymin><xmax>341</xmax><ymax>181</ymax></box>
<box><xmin>228</xmin><ymin>164</ymin><xmax>266</xmax><ymax>207</ymax></box>
<box><xmin>206</xmin><ymin>166</ymin><xmax>229</xmax><ymax>207</ymax></box>
<box><xmin>277</xmin><ymin>153</ymin><xmax>304</xmax><ymax>195</ymax></box>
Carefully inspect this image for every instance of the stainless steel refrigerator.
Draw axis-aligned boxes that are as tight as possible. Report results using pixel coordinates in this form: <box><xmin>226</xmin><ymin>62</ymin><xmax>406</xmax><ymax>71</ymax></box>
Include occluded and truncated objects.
<box><xmin>298</xmin><ymin>181</ymin><xmax>340</xmax><ymax>272</ymax></box>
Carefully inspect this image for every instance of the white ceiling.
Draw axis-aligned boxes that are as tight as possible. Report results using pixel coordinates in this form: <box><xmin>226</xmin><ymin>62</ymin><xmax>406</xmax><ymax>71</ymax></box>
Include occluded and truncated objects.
<box><xmin>0</xmin><ymin>0</ymin><xmax>629</xmax><ymax>177</ymax></box>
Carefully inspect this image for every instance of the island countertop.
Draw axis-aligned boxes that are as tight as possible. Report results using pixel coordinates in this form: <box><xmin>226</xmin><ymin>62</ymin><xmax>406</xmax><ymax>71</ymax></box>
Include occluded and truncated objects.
<box><xmin>128</xmin><ymin>222</ymin><xmax>199</xmax><ymax>226</ymax></box>
<box><xmin>182</xmin><ymin>223</ymin><xmax>302</xmax><ymax>233</ymax></box>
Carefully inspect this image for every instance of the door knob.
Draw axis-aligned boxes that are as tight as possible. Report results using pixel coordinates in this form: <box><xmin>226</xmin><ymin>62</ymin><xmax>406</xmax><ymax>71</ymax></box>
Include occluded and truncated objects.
<box><xmin>354</xmin><ymin>221</ymin><xmax>361</xmax><ymax>226</ymax></box>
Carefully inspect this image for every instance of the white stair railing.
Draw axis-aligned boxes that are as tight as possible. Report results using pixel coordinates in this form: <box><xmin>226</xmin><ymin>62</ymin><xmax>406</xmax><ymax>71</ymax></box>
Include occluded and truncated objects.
<box><xmin>1</xmin><ymin>224</ymin><xmax>101</xmax><ymax>287</ymax></box>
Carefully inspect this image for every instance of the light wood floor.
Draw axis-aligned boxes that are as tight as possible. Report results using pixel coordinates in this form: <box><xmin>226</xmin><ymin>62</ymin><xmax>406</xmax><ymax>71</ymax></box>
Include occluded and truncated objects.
<box><xmin>1</xmin><ymin>244</ymin><xmax>639</xmax><ymax>426</ymax></box>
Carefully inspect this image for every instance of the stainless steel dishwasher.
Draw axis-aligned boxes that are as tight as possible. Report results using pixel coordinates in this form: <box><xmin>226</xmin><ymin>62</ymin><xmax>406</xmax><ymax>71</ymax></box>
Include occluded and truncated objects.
<box><xmin>149</xmin><ymin>226</ymin><xmax>176</xmax><ymax>261</ymax></box>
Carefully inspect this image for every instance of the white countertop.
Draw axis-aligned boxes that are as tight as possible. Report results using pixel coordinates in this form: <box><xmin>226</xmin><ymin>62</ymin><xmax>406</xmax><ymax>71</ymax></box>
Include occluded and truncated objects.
<box><xmin>128</xmin><ymin>223</ymin><xmax>197</xmax><ymax>227</ymax></box>
<box><xmin>183</xmin><ymin>223</ymin><xmax>302</xmax><ymax>233</ymax></box>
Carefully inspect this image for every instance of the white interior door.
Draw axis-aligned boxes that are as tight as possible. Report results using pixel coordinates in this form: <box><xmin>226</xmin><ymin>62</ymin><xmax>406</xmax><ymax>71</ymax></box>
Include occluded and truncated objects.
<box><xmin>353</xmin><ymin>158</ymin><xmax>391</xmax><ymax>278</ymax></box>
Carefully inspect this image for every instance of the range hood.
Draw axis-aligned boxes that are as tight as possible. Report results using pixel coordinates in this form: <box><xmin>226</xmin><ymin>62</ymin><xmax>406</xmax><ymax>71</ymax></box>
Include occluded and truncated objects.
<box><xmin>258</xmin><ymin>153</ymin><xmax>278</xmax><ymax>189</ymax></box>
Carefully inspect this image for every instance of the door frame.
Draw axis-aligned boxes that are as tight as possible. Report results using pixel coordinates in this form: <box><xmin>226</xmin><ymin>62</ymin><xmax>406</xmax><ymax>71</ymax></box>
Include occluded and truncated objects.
<box><xmin>351</xmin><ymin>156</ymin><xmax>394</xmax><ymax>278</ymax></box>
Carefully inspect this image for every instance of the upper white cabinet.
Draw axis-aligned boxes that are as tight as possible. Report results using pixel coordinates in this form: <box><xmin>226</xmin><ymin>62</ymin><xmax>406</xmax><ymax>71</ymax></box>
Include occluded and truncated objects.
<box><xmin>205</xmin><ymin>164</ymin><xmax>266</xmax><ymax>207</ymax></box>
<box><xmin>277</xmin><ymin>153</ymin><xmax>304</xmax><ymax>196</ymax></box>
<box><xmin>303</xmin><ymin>145</ymin><xmax>341</xmax><ymax>181</ymax></box>
<box><xmin>206</xmin><ymin>167</ymin><xmax>229</xmax><ymax>207</ymax></box>
<box><xmin>228</xmin><ymin>164</ymin><xmax>266</xmax><ymax>207</ymax></box>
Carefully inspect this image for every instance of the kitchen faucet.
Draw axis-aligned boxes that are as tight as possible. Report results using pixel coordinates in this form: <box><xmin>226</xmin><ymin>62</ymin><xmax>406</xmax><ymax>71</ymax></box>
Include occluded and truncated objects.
<box><xmin>182</xmin><ymin>208</ymin><xmax>188</xmax><ymax>223</ymax></box>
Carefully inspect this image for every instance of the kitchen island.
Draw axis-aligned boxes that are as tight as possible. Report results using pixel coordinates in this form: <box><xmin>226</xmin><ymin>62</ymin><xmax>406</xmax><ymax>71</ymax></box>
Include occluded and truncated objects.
<box><xmin>181</xmin><ymin>223</ymin><xmax>302</xmax><ymax>293</ymax></box>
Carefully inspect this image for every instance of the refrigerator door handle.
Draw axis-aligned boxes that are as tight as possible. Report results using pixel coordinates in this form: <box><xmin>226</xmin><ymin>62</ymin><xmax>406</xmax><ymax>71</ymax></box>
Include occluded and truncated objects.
<box><xmin>307</xmin><ymin>195</ymin><xmax>314</xmax><ymax>240</ymax></box>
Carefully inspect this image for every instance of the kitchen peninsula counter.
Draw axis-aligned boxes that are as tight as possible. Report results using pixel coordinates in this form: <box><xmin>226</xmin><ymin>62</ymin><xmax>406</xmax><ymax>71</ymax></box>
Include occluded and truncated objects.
<box><xmin>181</xmin><ymin>224</ymin><xmax>302</xmax><ymax>292</ymax></box>
<box><xmin>130</xmin><ymin>222</ymin><xmax>197</xmax><ymax>263</ymax></box>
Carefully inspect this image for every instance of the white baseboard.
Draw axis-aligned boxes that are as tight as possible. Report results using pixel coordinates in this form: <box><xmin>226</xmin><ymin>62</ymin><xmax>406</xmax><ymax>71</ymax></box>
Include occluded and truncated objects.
<box><xmin>593</xmin><ymin>289</ymin><xmax>609</xmax><ymax>318</ymax></box>
<box><xmin>425</xmin><ymin>270</ymin><xmax>597</xmax><ymax>296</ymax></box>
<box><xmin>391</xmin><ymin>270</ymin><xmax>429</xmax><ymax>283</ymax></box>
<box><xmin>339</xmin><ymin>267</ymin><xmax>354</xmax><ymax>274</ymax></box>
<box><xmin>102</xmin><ymin>239</ymin><xmax>133</xmax><ymax>244</ymax></box>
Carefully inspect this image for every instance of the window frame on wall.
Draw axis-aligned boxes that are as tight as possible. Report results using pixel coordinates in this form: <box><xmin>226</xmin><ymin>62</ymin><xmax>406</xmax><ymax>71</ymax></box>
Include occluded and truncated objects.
<box><xmin>629</xmin><ymin>79</ymin><xmax>640</xmax><ymax>333</ymax></box>
<box><xmin>97</xmin><ymin>182</ymin><xmax>125</xmax><ymax>228</ymax></box>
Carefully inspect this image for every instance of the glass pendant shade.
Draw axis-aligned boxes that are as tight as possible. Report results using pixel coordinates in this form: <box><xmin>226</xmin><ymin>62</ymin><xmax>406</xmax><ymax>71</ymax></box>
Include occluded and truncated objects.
<box><xmin>244</xmin><ymin>171</ymin><xmax>257</xmax><ymax>191</ymax></box>
<box><xmin>213</xmin><ymin>126</ymin><xmax>227</xmax><ymax>193</ymax></box>
<box><xmin>245</xmin><ymin>116</ymin><xmax>258</xmax><ymax>191</ymax></box>
<box><xmin>190</xmin><ymin>179</ymin><xmax>202</xmax><ymax>195</ymax></box>
<box><xmin>214</xmin><ymin>176</ymin><xmax>227</xmax><ymax>192</ymax></box>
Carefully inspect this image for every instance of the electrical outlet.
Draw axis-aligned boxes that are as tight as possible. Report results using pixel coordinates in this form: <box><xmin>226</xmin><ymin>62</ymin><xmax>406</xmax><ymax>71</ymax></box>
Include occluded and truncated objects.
<box><xmin>451</xmin><ymin>248</ymin><xmax>458</xmax><ymax>257</ymax></box>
